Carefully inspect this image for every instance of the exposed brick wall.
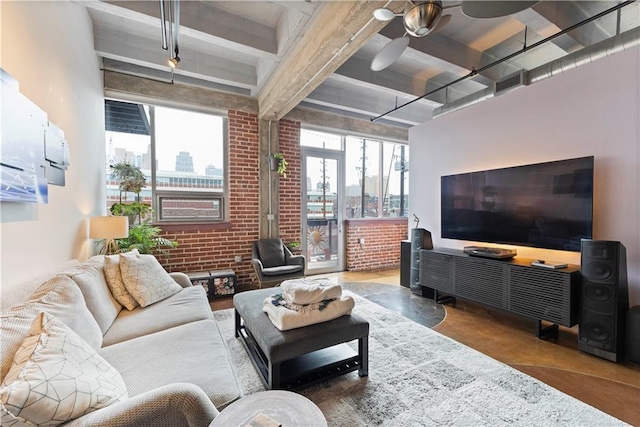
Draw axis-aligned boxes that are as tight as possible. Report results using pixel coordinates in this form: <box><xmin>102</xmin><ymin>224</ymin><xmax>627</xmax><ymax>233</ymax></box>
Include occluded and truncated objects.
<box><xmin>156</xmin><ymin>111</ymin><xmax>403</xmax><ymax>284</ymax></box>
<box><xmin>346</xmin><ymin>218</ymin><xmax>408</xmax><ymax>271</ymax></box>
<box><xmin>278</xmin><ymin>119</ymin><xmax>302</xmax><ymax>247</ymax></box>
<box><xmin>158</xmin><ymin>110</ymin><xmax>260</xmax><ymax>290</ymax></box>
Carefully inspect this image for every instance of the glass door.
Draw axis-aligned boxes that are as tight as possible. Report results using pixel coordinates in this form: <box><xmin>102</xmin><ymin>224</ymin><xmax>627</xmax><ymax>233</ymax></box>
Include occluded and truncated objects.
<box><xmin>301</xmin><ymin>149</ymin><xmax>344</xmax><ymax>274</ymax></box>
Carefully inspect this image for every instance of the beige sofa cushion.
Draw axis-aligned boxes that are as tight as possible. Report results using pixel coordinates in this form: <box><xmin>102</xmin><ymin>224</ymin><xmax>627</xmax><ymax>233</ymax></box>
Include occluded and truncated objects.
<box><xmin>1</xmin><ymin>260</ymin><xmax>80</xmax><ymax>312</ymax></box>
<box><xmin>62</xmin><ymin>256</ymin><xmax>122</xmax><ymax>334</ymax></box>
<box><xmin>102</xmin><ymin>286</ymin><xmax>213</xmax><ymax>347</ymax></box>
<box><xmin>100</xmin><ymin>320</ymin><xmax>242</xmax><ymax>410</ymax></box>
<box><xmin>119</xmin><ymin>252</ymin><xmax>182</xmax><ymax>308</ymax></box>
<box><xmin>104</xmin><ymin>253</ymin><xmax>139</xmax><ymax>311</ymax></box>
<box><xmin>0</xmin><ymin>313</ymin><xmax>128</xmax><ymax>426</ymax></box>
<box><xmin>0</xmin><ymin>275</ymin><xmax>103</xmax><ymax>380</ymax></box>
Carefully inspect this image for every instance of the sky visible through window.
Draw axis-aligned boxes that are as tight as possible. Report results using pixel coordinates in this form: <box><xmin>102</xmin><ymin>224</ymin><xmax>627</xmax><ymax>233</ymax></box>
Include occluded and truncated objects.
<box><xmin>106</xmin><ymin>105</ymin><xmax>224</xmax><ymax>175</ymax></box>
<box><xmin>300</xmin><ymin>130</ymin><xmax>408</xmax><ymax>196</ymax></box>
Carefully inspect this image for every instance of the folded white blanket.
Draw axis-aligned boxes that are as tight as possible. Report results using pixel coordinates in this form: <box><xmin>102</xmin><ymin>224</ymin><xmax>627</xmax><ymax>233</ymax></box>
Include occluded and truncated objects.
<box><xmin>263</xmin><ymin>294</ymin><xmax>355</xmax><ymax>331</ymax></box>
<box><xmin>280</xmin><ymin>278</ymin><xmax>342</xmax><ymax>305</ymax></box>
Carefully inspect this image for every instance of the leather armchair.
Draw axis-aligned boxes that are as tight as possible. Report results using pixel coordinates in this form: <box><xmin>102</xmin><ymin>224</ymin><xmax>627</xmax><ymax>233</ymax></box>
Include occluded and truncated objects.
<box><xmin>251</xmin><ymin>238</ymin><xmax>305</xmax><ymax>288</ymax></box>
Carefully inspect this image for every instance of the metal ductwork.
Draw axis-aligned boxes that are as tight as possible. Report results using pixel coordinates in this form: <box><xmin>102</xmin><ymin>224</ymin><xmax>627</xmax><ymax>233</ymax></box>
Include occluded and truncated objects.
<box><xmin>431</xmin><ymin>86</ymin><xmax>495</xmax><ymax>118</ymax></box>
<box><xmin>528</xmin><ymin>25</ymin><xmax>640</xmax><ymax>83</ymax></box>
<box><xmin>432</xmin><ymin>25</ymin><xmax>640</xmax><ymax>119</ymax></box>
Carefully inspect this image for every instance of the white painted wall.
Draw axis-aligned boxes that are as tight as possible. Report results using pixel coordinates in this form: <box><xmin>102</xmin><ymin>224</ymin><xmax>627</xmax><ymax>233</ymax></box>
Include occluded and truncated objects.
<box><xmin>409</xmin><ymin>46</ymin><xmax>640</xmax><ymax>306</ymax></box>
<box><xmin>0</xmin><ymin>2</ymin><xmax>106</xmax><ymax>288</ymax></box>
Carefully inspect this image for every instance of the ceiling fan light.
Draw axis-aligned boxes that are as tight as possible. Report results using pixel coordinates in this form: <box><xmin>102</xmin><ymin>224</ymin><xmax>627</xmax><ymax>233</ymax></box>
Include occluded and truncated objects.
<box><xmin>373</xmin><ymin>7</ymin><xmax>396</xmax><ymax>21</ymax></box>
<box><xmin>403</xmin><ymin>1</ymin><xmax>443</xmax><ymax>38</ymax></box>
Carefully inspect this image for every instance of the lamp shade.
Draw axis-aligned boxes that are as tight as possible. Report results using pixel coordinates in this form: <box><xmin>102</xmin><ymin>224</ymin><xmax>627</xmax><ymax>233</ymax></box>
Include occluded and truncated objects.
<box><xmin>89</xmin><ymin>216</ymin><xmax>129</xmax><ymax>239</ymax></box>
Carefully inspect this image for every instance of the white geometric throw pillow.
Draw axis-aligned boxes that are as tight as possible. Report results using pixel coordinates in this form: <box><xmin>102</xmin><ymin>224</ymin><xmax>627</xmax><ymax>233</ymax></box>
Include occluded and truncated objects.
<box><xmin>104</xmin><ymin>250</ymin><xmax>140</xmax><ymax>311</ymax></box>
<box><xmin>0</xmin><ymin>312</ymin><xmax>128</xmax><ymax>426</ymax></box>
<box><xmin>119</xmin><ymin>251</ymin><xmax>182</xmax><ymax>308</ymax></box>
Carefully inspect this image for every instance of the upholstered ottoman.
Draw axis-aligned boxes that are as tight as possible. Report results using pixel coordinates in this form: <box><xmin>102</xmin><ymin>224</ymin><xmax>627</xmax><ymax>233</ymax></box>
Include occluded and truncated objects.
<box><xmin>234</xmin><ymin>288</ymin><xmax>369</xmax><ymax>390</ymax></box>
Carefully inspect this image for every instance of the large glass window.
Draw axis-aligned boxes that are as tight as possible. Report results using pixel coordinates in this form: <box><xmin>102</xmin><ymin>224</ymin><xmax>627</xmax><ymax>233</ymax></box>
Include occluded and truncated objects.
<box><xmin>382</xmin><ymin>141</ymin><xmax>409</xmax><ymax>217</ymax></box>
<box><xmin>105</xmin><ymin>100</ymin><xmax>226</xmax><ymax>223</ymax></box>
<box><xmin>302</xmin><ymin>129</ymin><xmax>409</xmax><ymax>219</ymax></box>
<box><xmin>299</xmin><ymin>129</ymin><xmax>342</xmax><ymax>150</ymax></box>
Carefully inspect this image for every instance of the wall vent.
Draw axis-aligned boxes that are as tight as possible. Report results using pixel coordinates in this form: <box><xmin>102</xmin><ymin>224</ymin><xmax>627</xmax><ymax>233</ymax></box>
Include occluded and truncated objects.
<box><xmin>495</xmin><ymin>69</ymin><xmax>529</xmax><ymax>96</ymax></box>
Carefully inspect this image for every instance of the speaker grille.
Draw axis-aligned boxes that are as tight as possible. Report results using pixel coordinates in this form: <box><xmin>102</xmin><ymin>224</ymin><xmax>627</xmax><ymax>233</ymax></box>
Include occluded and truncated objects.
<box><xmin>582</xmin><ymin>281</ymin><xmax>616</xmax><ymax>313</ymax></box>
<box><xmin>411</xmin><ymin>228</ymin><xmax>433</xmax><ymax>250</ymax></box>
<box><xmin>626</xmin><ymin>306</ymin><xmax>640</xmax><ymax>363</ymax></box>
<box><xmin>510</xmin><ymin>266</ymin><xmax>571</xmax><ymax>326</ymax></box>
<box><xmin>410</xmin><ymin>267</ymin><xmax>420</xmax><ymax>287</ymax></box>
<box><xmin>583</xmin><ymin>321</ymin><xmax>612</xmax><ymax>343</ymax></box>
<box><xmin>420</xmin><ymin>251</ymin><xmax>453</xmax><ymax>292</ymax></box>
<box><xmin>579</xmin><ymin>240</ymin><xmax>628</xmax><ymax>361</ymax></box>
<box><xmin>580</xmin><ymin>310</ymin><xmax>616</xmax><ymax>350</ymax></box>
<box><xmin>584</xmin><ymin>261</ymin><xmax>614</xmax><ymax>281</ymax></box>
<box><xmin>454</xmin><ymin>257</ymin><xmax>507</xmax><ymax>309</ymax></box>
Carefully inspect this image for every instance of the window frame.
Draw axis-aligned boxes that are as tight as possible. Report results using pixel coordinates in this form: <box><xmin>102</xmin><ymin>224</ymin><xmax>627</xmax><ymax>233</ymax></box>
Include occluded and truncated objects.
<box><xmin>300</xmin><ymin>127</ymin><xmax>409</xmax><ymax>219</ymax></box>
<box><xmin>156</xmin><ymin>191</ymin><xmax>225</xmax><ymax>222</ymax></box>
<box><xmin>106</xmin><ymin>98</ymin><xmax>229</xmax><ymax>224</ymax></box>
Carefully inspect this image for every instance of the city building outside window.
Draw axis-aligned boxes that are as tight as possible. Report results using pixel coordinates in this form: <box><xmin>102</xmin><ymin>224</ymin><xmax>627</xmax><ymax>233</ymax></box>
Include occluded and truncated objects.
<box><xmin>105</xmin><ymin>100</ymin><xmax>226</xmax><ymax>223</ymax></box>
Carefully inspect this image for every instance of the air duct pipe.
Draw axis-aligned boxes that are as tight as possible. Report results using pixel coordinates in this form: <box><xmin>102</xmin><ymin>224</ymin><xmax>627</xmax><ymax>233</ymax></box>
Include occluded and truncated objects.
<box><xmin>528</xmin><ymin>25</ymin><xmax>640</xmax><ymax>83</ymax></box>
<box><xmin>432</xmin><ymin>25</ymin><xmax>640</xmax><ymax>119</ymax></box>
<box><xmin>431</xmin><ymin>86</ymin><xmax>495</xmax><ymax>118</ymax></box>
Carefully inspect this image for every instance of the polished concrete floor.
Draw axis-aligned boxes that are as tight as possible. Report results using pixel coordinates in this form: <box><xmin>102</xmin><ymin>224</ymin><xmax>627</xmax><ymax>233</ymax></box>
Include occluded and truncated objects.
<box><xmin>212</xmin><ymin>269</ymin><xmax>640</xmax><ymax>425</ymax></box>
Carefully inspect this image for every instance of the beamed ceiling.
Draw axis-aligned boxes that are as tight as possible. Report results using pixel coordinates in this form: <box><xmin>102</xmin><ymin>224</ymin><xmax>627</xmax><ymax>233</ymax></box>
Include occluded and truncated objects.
<box><xmin>85</xmin><ymin>0</ymin><xmax>640</xmax><ymax>129</ymax></box>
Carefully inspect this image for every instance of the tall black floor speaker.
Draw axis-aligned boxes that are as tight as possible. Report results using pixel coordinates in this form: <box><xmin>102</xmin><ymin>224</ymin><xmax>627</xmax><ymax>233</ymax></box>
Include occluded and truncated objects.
<box><xmin>409</xmin><ymin>228</ymin><xmax>433</xmax><ymax>295</ymax></box>
<box><xmin>400</xmin><ymin>240</ymin><xmax>411</xmax><ymax>288</ymax></box>
<box><xmin>626</xmin><ymin>306</ymin><xmax>640</xmax><ymax>363</ymax></box>
<box><xmin>579</xmin><ymin>240</ymin><xmax>628</xmax><ymax>362</ymax></box>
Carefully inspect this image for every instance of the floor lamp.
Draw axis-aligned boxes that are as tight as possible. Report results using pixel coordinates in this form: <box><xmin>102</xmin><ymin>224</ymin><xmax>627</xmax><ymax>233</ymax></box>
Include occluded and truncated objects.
<box><xmin>90</xmin><ymin>216</ymin><xmax>129</xmax><ymax>255</ymax></box>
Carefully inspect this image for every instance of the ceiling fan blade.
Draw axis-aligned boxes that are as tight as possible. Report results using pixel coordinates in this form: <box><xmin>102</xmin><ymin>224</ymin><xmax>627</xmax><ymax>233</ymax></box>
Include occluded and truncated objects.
<box><xmin>432</xmin><ymin>14</ymin><xmax>451</xmax><ymax>33</ymax></box>
<box><xmin>371</xmin><ymin>37</ymin><xmax>410</xmax><ymax>72</ymax></box>
<box><xmin>461</xmin><ymin>1</ymin><xmax>539</xmax><ymax>18</ymax></box>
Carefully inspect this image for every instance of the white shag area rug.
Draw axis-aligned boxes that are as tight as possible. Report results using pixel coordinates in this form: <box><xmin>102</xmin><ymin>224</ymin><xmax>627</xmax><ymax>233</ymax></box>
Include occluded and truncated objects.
<box><xmin>213</xmin><ymin>291</ymin><xmax>627</xmax><ymax>426</ymax></box>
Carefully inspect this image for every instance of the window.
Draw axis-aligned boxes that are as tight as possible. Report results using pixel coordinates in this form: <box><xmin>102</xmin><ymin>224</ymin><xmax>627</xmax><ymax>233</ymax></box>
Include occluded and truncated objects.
<box><xmin>299</xmin><ymin>129</ymin><xmax>342</xmax><ymax>150</ymax></box>
<box><xmin>301</xmin><ymin>128</ymin><xmax>409</xmax><ymax>219</ymax></box>
<box><xmin>345</xmin><ymin>137</ymin><xmax>409</xmax><ymax>219</ymax></box>
<box><xmin>105</xmin><ymin>100</ymin><xmax>226</xmax><ymax>222</ymax></box>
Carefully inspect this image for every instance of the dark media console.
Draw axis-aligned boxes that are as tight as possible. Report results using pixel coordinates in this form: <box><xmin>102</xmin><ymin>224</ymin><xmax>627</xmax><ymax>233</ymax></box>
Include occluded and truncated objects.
<box><xmin>419</xmin><ymin>248</ymin><xmax>581</xmax><ymax>338</ymax></box>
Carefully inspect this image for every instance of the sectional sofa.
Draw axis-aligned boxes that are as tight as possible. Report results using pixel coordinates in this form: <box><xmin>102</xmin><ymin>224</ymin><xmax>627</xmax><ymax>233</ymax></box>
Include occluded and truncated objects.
<box><xmin>1</xmin><ymin>253</ymin><xmax>242</xmax><ymax>427</ymax></box>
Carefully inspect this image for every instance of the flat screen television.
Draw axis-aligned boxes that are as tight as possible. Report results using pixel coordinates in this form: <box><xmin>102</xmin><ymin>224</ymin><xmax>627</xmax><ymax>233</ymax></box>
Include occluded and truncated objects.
<box><xmin>441</xmin><ymin>156</ymin><xmax>594</xmax><ymax>252</ymax></box>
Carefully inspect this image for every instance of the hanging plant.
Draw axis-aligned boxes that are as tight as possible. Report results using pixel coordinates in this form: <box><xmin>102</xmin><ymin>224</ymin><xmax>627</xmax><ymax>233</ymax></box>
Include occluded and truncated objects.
<box><xmin>268</xmin><ymin>153</ymin><xmax>288</xmax><ymax>178</ymax></box>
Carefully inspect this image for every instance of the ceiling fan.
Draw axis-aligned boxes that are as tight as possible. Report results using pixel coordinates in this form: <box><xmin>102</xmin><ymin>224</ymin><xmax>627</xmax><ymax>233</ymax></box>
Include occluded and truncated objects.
<box><xmin>370</xmin><ymin>0</ymin><xmax>539</xmax><ymax>71</ymax></box>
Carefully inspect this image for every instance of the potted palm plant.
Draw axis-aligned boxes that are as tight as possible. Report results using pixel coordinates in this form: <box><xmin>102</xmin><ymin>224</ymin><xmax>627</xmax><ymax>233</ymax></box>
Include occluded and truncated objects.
<box><xmin>115</xmin><ymin>223</ymin><xmax>178</xmax><ymax>257</ymax></box>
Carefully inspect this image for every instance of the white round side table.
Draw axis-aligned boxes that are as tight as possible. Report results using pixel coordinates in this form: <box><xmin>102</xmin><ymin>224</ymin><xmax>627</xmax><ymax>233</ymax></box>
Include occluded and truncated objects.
<box><xmin>210</xmin><ymin>390</ymin><xmax>327</xmax><ymax>427</ymax></box>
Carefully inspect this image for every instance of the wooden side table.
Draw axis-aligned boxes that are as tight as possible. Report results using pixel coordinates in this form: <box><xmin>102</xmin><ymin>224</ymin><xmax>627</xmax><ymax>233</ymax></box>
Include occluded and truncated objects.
<box><xmin>210</xmin><ymin>390</ymin><xmax>326</xmax><ymax>426</ymax></box>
